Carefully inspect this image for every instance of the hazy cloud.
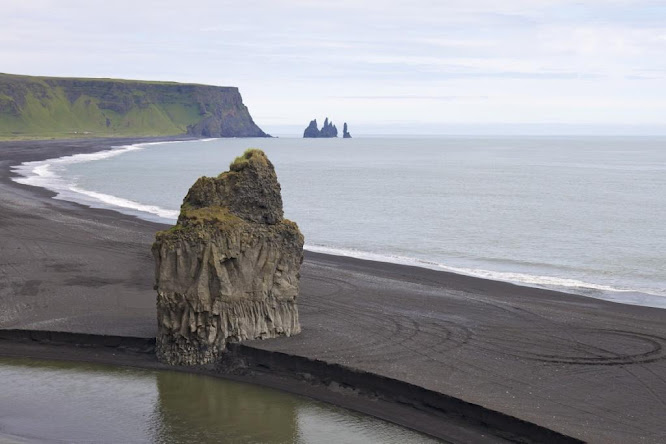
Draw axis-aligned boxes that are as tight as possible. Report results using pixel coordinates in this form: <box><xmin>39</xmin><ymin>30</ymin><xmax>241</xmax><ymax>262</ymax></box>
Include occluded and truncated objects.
<box><xmin>0</xmin><ymin>0</ymin><xmax>664</xmax><ymax>131</ymax></box>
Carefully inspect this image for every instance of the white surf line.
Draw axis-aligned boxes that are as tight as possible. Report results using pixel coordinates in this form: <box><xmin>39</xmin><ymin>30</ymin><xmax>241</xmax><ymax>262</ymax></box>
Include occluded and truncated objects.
<box><xmin>304</xmin><ymin>244</ymin><xmax>666</xmax><ymax>307</ymax></box>
<box><xmin>11</xmin><ymin>139</ymin><xmax>216</xmax><ymax>222</ymax></box>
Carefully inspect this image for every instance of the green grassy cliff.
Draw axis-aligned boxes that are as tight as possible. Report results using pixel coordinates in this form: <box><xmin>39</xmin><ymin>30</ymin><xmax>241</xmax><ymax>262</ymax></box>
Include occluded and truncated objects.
<box><xmin>0</xmin><ymin>73</ymin><xmax>268</xmax><ymax>140</ymax></box>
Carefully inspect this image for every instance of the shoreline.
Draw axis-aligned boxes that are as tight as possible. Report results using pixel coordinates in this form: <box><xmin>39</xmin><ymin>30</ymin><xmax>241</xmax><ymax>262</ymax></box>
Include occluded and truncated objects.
<box><xmin>0</xmin><ymin>329</ymin><xmax>577</xmax><ymax>443</ymax></box>
<box><xmin>9</xmin><ymin>136</ymin><xmax>665</xmax><ymax>309</ymax></box>
<box><xmin>1</xmin><ymin>137</ymin><xmax>665</xmax><ymax>443</ymax></box>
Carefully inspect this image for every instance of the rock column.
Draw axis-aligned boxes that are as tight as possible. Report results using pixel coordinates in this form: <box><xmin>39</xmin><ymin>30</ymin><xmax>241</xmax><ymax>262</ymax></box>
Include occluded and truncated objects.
<box><xmin>153</xmin><ymin>149</ymin><xmax>303</xmax><ymax>365</ymax></box>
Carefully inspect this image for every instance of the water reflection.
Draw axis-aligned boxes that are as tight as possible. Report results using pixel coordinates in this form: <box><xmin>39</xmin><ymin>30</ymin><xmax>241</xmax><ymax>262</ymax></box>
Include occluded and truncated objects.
<box><xmin>0</xmin><ymin>357</ymin><xmax>437</xmax><ymax>443</ymax></box>
<box><xmin>154</xmin><ymin>371</ymin><xmax>298</xmax><ymax>443</ymax></box>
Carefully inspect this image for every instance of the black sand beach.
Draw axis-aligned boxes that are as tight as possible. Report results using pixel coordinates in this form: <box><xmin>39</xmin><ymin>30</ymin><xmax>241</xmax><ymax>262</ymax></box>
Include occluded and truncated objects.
<box><xmin>0</xmin><ymin>138</ymin><xmax>664</xmax><ymax>443</ymax></box>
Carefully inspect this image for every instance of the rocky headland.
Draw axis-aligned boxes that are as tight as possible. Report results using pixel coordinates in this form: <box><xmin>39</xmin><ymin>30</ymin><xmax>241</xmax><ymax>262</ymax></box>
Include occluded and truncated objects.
<box><xmin>152</xmin><ymin>149</ymin><xmax>303</xmax><ymax>365</ymax></box>
<box><xmin>303</xmin><ymin>117</ymin><xmax>350</xmax><ymax>138</ymax></box>
<box><xmin>0</xmin><ymin>73</ymin><xmax>268</xmax><ymax>139</ymax></box>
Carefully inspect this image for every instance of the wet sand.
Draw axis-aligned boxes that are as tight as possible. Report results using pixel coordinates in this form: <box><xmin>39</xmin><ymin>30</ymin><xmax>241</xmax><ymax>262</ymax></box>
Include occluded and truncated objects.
<box><xmin>0</xmin><ymin>138</ymin><xmax>664</xmax><ymax>443</ymax></box>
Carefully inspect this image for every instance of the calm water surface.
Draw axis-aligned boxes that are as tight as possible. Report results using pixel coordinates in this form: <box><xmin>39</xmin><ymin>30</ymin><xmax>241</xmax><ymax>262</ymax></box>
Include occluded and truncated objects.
<box><xmin>0</xmin><ymin>357</ymin><xmax>438</xmax><ymax>443</ymax></box>
<box><xmin>13</xmin><ymin>136</ymin><xmax>666</xmax><ymax>307</ymax></box>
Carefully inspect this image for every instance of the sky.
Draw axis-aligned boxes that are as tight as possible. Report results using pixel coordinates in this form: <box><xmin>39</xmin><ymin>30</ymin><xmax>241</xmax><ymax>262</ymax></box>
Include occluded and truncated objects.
<box><xmin>2</xmin><ymin>0</ymin><xmax>666</xmax><ymax>135</ymax></box>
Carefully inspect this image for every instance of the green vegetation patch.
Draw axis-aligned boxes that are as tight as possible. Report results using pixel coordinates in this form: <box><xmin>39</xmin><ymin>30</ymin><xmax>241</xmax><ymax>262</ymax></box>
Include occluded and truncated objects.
<box><xmin>180</xmin><ymin>205</ymin><xmax>243</xmax><ymax>227</ymax></box>
<box><xmin>155</xmin><ymin>205</ymin><xmax>246</xmax><ymax>249</ymax></box>
<box><xmin>229</xmin><ymin>148</ymin><xmax>268</xmax><ymax>172</ymax></box>
<box><xmin>0</xmin><ymin>73</ymin><xmax>242</xmax><ymax>140</ymax></box>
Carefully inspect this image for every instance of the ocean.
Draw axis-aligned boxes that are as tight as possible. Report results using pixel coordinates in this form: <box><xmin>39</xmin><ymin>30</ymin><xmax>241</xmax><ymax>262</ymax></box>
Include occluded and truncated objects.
<box><xmin>13</xmin><ymin>136</ymin><xmax>666</xmax><ymax>308</ymax></box>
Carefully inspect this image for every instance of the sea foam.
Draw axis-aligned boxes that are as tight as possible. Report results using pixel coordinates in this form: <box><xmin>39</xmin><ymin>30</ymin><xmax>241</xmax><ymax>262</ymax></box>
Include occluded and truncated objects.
<box><xmin>304</xmin><ymin>244</ymin><xmax>666</xmax><ymax>308</ymax></box>
<box><xmin>10</xmin><ymin>141</ymin><xmax>203</xmax><ymax>222</ymax></box>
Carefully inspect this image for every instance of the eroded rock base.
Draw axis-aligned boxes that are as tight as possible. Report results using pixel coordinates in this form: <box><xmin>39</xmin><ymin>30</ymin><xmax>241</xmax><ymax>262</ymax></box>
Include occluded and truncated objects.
<box><xmin>156</xmin><ymin>299</ymin><xmax>299</xmax><ymax>365</ymax></box>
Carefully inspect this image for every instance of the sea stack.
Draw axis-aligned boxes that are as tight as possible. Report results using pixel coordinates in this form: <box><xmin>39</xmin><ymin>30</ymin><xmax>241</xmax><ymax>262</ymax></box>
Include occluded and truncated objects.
<box><xmin>152</xmin><ymin>149</ymin><xmax>304</xmax><ymax>365</ymax></box>
<box><xmin>320</xmin><ymin>118</ymin><xmax>338</xmax><ymax>137</ymax></box>
<box><xmin>303</xmin><ymin>117</ymin><xmax>339</xmax><ymax>138</ymax></box>
<box><xmin>343</xmin><ymin>122</ymin><xmax>352</xmax><ymax>138</ymax></box>
<box><xmin>303</xmin><ymin>119</ymin><xmax>320</xmax><ymax>138</ymax></box>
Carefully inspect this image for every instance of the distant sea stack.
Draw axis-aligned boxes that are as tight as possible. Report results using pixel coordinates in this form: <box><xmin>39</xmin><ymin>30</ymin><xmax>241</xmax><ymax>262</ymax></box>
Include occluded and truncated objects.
<box><xmin>343</xmin><ymin>122</ymin><xmax>352</xmax><ymax>138</ymax></box>
<box><xmin>0</xmin><ymin>73</ymin><xmax>268</xmax><ymax>139</ymax></box>
<box><xmin>303</xmin><ymin>117</ymin><xmax>349</xmax><ymax>138</ymax></box>
<box><xmin>303</xmin><ymin>119</ymin><xmax>321</xmax><ymax>138</ymax></box>
<box><xmin>152</xmin><ymin>149</ymin><xmax>304</xmax><ymax>366</ymax></box>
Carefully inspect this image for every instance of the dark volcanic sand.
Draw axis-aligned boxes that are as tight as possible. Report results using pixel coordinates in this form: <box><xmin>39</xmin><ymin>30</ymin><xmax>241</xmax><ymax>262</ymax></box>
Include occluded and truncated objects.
<box><xmin>0</xmin><ymin>138</ymin><xmax>665</xmax><ymax>443</ymax></box>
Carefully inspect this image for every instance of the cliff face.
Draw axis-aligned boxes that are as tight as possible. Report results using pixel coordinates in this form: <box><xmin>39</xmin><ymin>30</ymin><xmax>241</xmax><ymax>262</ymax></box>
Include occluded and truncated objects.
<box><xmin>152</xmin><ymin>149</ymin><xmax>303</xmax><ymax>365</ymax></box>
<box><xmin>183</xmin><ymin>85</ymin><xmax>268</xmax><ymax>138</ymax></box>
<box><xmin>0</xmin><ymin>73</ymin><xmax>268</xmax><ymax>139</ymax></box>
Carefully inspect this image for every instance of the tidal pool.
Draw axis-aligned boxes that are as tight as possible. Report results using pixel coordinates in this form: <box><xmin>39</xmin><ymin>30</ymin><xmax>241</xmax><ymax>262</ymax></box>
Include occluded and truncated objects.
<box><xmin>0</xmin><ymin>357</ymin><xmax>438</xmax><ymax>443</ymax></box>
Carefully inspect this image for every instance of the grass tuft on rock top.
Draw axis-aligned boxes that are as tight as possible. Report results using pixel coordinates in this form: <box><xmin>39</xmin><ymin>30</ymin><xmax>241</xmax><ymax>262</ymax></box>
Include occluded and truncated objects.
<box><xmin>229</xmin><ymin>148</ymin><xmax>268</xmax><ymax>172</ymax></box>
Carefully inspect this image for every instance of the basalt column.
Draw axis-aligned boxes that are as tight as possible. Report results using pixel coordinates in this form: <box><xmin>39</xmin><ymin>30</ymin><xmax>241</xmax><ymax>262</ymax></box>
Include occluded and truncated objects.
<box><xmin>152</xmin><ymin>149</ymin><xmax>304</xmax><ymax>365</ymax></box>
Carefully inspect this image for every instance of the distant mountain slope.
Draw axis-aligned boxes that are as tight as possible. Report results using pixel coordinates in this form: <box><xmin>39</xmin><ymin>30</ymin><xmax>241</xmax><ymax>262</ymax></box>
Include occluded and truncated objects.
<box><xmin>0</xmin><ymin>73</ymin><xmax>268</xmax><ymax>139</ymax></box>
